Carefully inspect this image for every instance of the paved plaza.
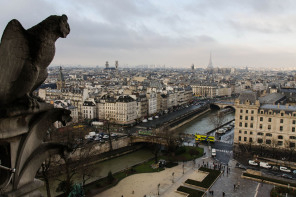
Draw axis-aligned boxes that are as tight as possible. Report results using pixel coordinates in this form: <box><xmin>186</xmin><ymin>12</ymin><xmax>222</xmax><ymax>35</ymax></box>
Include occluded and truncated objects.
<box><xmin>95</xmin><ymin>145</ymin><xmax>273</xmax><ymax>197</ymax></box>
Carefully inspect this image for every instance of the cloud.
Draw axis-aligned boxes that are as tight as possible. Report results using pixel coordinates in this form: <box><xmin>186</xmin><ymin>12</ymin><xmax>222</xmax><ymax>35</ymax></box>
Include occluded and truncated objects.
<box><xmin>1</xmin><ymin>0</ymin><xmax>296</xmax><ymax>68</ymax></box>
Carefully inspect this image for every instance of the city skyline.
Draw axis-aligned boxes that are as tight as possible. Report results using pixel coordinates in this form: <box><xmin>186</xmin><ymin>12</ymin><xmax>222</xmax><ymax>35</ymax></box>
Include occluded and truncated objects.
<box><xmin>2</xmin><ymin>0</ymin><xmax>296</xmax><ymax>68</ymax></box>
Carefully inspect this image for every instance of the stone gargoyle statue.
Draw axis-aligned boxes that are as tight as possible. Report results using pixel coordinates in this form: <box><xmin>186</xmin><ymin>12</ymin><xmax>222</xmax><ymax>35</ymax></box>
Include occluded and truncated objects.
<box><xmin>0</xmin><ymin>14</ymin><xmax>70</xmax><ymax>115</ymax></box>
<box><xmin>0</xmin><ymin>15</ymin><xmax>72</xmax><ymax>196</ymax></box>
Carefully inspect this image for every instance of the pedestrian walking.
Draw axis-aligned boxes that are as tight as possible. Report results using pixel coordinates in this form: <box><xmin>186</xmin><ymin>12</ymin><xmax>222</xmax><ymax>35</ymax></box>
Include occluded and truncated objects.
<box><xmin>223</xmin><ymin>191</ymin><xmax>225</xmax><ymax>196</ymax></box>
<box><xmin>233</xmin><ymin>184</ymin><xmax>236</xmax><ymax>191</ymax></box>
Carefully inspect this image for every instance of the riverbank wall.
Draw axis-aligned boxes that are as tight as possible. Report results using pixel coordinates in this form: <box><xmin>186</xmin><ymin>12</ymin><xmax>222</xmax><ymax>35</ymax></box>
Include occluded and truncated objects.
<box><xmin>169</xmin><ymin>109</ymin><xmax>211</xmax><ymax>131</ymax></box>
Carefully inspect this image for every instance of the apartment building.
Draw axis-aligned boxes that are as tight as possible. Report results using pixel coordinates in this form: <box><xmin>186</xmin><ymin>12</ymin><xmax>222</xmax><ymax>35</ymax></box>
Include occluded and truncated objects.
<box><xmin>97</xmin><ymin>94</ymin><xmax>137</xmax><ymax>125</ymax></box>
<box><xmin>234</xmin><ymin>91</ymin><xmax>296</xmax><ymax>150</ymax></box>
<box><xmin>82</xmin><ymin>100</ymin><xmax>97</xmax><ymax>120</ymax></box>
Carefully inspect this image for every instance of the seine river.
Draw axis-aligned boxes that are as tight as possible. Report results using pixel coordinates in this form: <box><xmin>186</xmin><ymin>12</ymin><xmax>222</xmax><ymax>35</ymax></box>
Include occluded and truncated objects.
<box><xmin>175</xmin><ymin>109</ymin><xmax>235</xmax><ymax>135</ymax></box>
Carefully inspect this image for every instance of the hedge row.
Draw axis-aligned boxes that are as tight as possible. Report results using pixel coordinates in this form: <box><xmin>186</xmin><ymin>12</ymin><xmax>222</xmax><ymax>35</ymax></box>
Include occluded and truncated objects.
<box><xmin>270</xmin><ymin>186</ymin><xmax>296</xmax><ymax>197</ymax></box>
<box><xmin>243</xmin><ymin>173</ymin><xmax>296</xmax><ymax>187</ymax></box>
<box><xmin>177</xmin><ymin>186</ymin><xmax>205</xmax><ymax>197</ymax></box>
<box><xmin>185</xmin><ymin>167</ymin><xmax>221</xmax><ymax>189</ymax></box>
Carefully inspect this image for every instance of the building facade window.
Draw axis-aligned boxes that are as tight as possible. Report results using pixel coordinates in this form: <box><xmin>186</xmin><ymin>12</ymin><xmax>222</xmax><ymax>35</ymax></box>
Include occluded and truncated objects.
<box><xmin>268</xmin><ymin>118</ymin><xmax>272</xmax><ymax>122</ymax></box>
<box><xmin>244</xmin><ymin>131</ymin><xmax>247</xmax><ymax>134</ymax></box>
<box><xmin>245</xmin><ymin>123</ymin><xmax>248</xmax><ymax>127</ymax></box>
<box><xmin>280</xmin><ymin>126</ymin><xmax>283</xmax><ymax>131</ymax></box>
<box><xmin>245</xmin><ymin>116</ymin><xmax>248</xmax><ymax>120</ymax></box>
<box><xmin>266</xmin><ymin>139</ymin><xmax>271</xmax><ymax>144</ymax></box>
<box><xmin>278</xmin><ymin>135</ymin><xmax>283</xmax><ymax>139</ymax></box>
<box><xmin>259</xmin><ymin>124</ymin><xmax>263</xmax><ymax>129</ymax></box>
<box><xmin>257</xmin><ymin>138</ymin><xmax>263</xmax><ymax>143</ymax></box>
<box><xmin>239</xmin><ymin>136</ymin><xmax>241</xmax><ymax>141</ymax></box>
<box><xmin>249</xmin><ymin>138</ymin><xmax>253</xmax><ymax>142</ymax></box>
<box><xmin>280</xmin><ymin>119</ymin><xmax>283</xmax><ymax>123</ymax></box>
<box><xmin>266</xmin><ymin>133</ymin><xmax>272</xmax><ymax>137</ymax></box>
<box><xmin>278</xmin><ymin>141</ymin><xmax>283</xmax><ymax>146</ymax></box>
<box><xmin>244</xmin><ymin>137</ymin><xmax>247</xmax><ymax>142</ymax></box>
<box><xmin>268</xmin><ymin>125</ymin><xmax>271</xmax><ymax>130</ymax></box>
<box><xmin>290</xmin><ymin>136</ymin><xmax>296</xmax><ymax>140</ymax></box>
<box><xmin>292</xmin><ymin>127</ymin><xmax>295</xmax><ymax>132</ymax></box>
<box><xmin>258</xmin><ymin>132</ymin><xmax>263</xmax><ymax>136</ymax></box>
<box><xmin>260</xmin><ymin>117</ymin><xmax>263</xmax><ymax>121</ymax></box>
<box><xmin>240</xmin><ymin>115</ymin><xmax>242</xmax><ymax>120</ymax></box>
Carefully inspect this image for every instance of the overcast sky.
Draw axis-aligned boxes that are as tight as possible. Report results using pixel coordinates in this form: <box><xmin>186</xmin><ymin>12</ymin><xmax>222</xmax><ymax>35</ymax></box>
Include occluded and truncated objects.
<box><xmin>1</xmin><ymin>0</ymin><xmax>296</xmax><ymax>69</ymax></box>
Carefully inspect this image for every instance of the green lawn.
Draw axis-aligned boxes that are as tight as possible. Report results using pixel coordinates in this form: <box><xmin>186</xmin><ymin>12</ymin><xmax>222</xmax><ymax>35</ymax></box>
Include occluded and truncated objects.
<box><xmin>185</xmin><ymin>167</ymin><xmax>221</xmax><ymax>189</ymax></box>
<box><xmin>177</xmin><ymin>186</ymin><xmax>205</xmax><ymax>197</ymax></box>
<box><xmin>84</xmin><ymin>159</ymin><xmax>164</xmax><ymax>194</ymax></box>
<box><xmin>243</xmin><ymin>173</ymin><xmax>296</xmax><ymax>187</ymax></box>
<box><xmin>133</xmin><ymin>160</ymin><xmax>164</xmax><ymax>173</ymax></box>
<box><xmin>162</xmin><ymin>146</ymin><xmax>204</xmax><ymax>162</ymax></box>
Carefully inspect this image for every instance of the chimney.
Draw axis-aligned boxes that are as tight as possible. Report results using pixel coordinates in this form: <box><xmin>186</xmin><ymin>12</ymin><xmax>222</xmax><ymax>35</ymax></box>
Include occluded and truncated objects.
<box><xmin>286</xmin><ymin>104</ymin><xmax>289</xmax><ymax>109</ymax></box>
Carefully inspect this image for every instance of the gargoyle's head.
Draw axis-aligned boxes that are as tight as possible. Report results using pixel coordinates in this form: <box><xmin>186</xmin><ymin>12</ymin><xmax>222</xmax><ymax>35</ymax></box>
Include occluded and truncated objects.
<box><xmin>59</xmin><ymin>14</ymin><xmax>70</xmax><ymax>38</ymax></box>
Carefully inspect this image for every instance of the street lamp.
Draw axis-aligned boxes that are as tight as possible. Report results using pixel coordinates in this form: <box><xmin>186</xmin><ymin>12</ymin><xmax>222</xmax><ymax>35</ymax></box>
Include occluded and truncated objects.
<box><xmin>172</xmin><ymin>172</ymin><xmax>174</xmax><ymax>183</ymax></box>
<box><xmin>158</xmin><ymin>183</ymin><xmax>160</xmax><ymax>195</ymax></box>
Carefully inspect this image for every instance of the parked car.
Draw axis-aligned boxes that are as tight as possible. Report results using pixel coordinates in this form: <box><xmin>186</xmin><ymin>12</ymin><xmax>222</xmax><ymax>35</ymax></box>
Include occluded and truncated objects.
<box><xmin>293</xmin><ymin>170</ymin><xmax>296</xmax><ymax>174</ymax></box>
<box><xmin>281</xmin><ymin>174</ymin><xmax>293</xmax><ymax>179</ymax></box>
<box><xmin>235</xmin><ymin>162</ymin><xmax>247</xmax><ymax>170</ymax></box>
<box><xmin>248</xmin><ymin>160</ymin><xmax>258</xmax><ymax>166</ymax></box>
<box><xmin>280</xmin><ymin>166</ymin><xmax>291</xmax><ymax>173</ymax></box>
<box><xmin>272</xmin><ymin>166</ymin><xmax>279</xmax><ymax>171</ymax></box>
<box><xmin>111</xmin><ymin>133</ymin><xmax>117</xmax><ymax>137</ymax></box>
<box><xmin>211</xmin><ymin>148</ymin><xmax>216</xmax><ymax>157</ymax></box>
<box><xmin>259</xmin><ymin>162</ymin><xmax>271</xmax><ymax>169</ymax></box>
<box><xmin>103</xmin><ymin>135</ymin><xmax>109</xmax><ymax>139</ymax></box>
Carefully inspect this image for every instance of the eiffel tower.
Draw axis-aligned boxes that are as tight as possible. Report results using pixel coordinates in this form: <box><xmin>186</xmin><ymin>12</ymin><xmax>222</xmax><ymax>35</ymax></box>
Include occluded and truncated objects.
<box><xmin>207</xmin><ymin>52</ymin><xmax>214</xmax><ymax>69</ymax></box>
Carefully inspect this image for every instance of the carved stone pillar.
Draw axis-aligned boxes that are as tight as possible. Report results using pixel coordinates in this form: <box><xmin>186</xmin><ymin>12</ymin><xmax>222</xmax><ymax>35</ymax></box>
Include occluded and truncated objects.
<box><xmin>0</xmin><ymin>103</ymin><xmax>71</xmax><ymax>196</ymax></box>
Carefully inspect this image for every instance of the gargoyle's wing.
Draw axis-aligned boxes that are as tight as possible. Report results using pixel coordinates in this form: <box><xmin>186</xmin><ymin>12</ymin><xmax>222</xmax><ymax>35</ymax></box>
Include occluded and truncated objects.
<box><xmin>0</xmin><ymin>19</ymin><xmax>29</xmax><ymax>101</ymax></box>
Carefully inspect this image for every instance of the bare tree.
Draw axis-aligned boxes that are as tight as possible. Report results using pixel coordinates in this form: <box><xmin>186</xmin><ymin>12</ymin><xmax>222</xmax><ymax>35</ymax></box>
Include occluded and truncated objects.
<box><xmin>150</xmin><ymin>129</ymin><xmax>162</xmax><ymax>164</ymax></box>
<box><xmin>77</xmin><ymin>145</ymin><xmax>98</xmax><ymax>186</ymax></box>
<box><xmin>209</xmin><ymin>111</ymin><xmax>226</xmax><ymax>129</ymax></box>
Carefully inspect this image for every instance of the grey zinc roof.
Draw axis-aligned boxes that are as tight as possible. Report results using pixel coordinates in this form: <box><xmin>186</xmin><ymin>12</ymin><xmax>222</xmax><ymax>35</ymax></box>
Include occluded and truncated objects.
<box><xmin>239</xmin><ymin>91</ymin><xmax>257</xmax><ymax>104</ymax></box>
<box><xmin>260</xmin><ymin>104</ymin><xmax>296</xmax><ymax>113</ymax></box>
<box><xmin>258</xmin><ymin>93</ymin><xmax>286</xmax><ymax>104</ymax></box>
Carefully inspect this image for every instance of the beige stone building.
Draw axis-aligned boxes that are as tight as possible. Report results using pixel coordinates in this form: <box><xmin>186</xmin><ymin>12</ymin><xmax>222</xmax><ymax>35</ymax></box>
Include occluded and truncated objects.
<box><xmin>97</xmin><ymin>94</ymin><xmax>137</xmax><ymax>125</ymax></box>
<box><xmin>191</xmin><ymin>85</ymin><xmax>217</xmax><ymax>98</ymax></box>
<box><xmin>234</xmin><ymin>91</ymin><xmax>296</xmax><ymax>150</ymax></box>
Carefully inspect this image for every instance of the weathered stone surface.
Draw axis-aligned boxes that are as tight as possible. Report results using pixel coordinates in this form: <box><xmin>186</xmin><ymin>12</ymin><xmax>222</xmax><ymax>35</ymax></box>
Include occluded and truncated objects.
<box><xmin>0</xmin><ymin>15</ymin><xmax>70</xmax><ymax>110</ymax></box>
<box><xmin>0</xmin><ymin>15</ymin><xmax>71</xmax><ymax>196</ymax></box>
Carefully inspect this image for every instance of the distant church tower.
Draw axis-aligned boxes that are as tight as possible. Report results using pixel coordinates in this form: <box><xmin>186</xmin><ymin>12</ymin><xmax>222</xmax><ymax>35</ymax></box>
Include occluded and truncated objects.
<box><xmin>191</xmin><ymin>64</ymin><xmax>195</xmax><ymax>71</ymax></box>
<box><xmin>207</xmin><ymin>52</ymin><xmax>214</xmax><ymax>69</ymax></box>
<box><xmin>115</xmin><ymin>60</ymin><xmax>118</xmax><ymax>70</ymax></box>
<box><xmin>105</xmin><ymin>61</ymin><xmax>109</xmax><ymax>69</ymax></box>
<box><xmin>56</xmin><ymin>66</ymin><xmax>65</xmax><ymax>90</ymax></box>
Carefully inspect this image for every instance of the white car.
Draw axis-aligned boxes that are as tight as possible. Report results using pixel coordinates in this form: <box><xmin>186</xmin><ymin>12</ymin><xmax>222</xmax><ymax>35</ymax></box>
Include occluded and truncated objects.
<box><xmin>248</xmin><ymin>160</ymin><xmax>258</xmax><ymax>166</ymax></box>
<box><xmin>103</xmin><ymin>135</ymin><xmax>109</xmax><ymax>139</ymax></box>
<box><xmin>280</xmin><ymin>166</ymin><xmax>291</xmax><ymax>173</ymax></box>
<box><xmin>259</xmin><ymin>162</ymin><xmax>271</xmax><ymax>169</ymax></box>
<box><xmin>111</xmin><ymin>133</ymin><xmax>117</xmax><ymax>137</ymax></box>
<box><xmin>211</xmin><ymin>148</ymin><xmax>216</xmax><ymax>157</ymax></box>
